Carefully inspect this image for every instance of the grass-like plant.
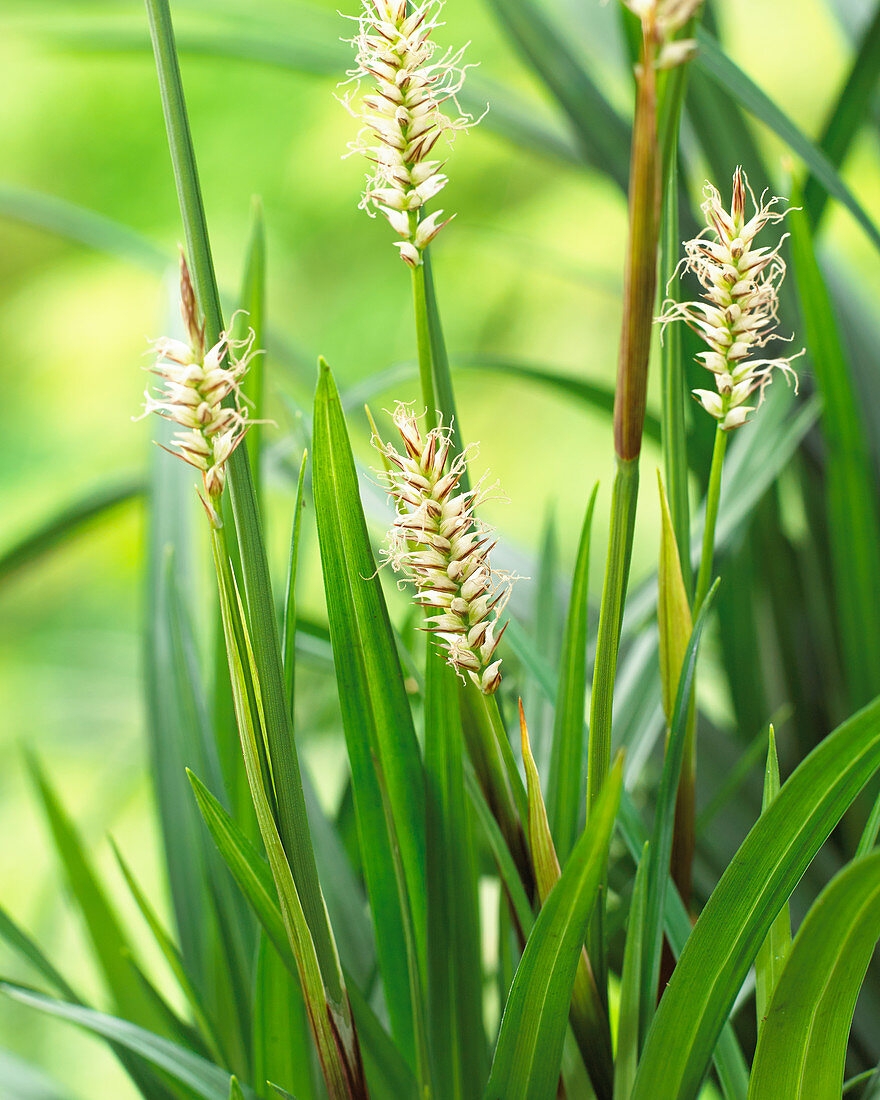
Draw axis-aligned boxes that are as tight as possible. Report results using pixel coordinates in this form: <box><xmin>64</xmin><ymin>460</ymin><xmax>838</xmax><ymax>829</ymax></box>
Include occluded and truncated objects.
<box><xmin>4</xmin><ymin>0</ymin><xmax>880</xmax><ymax>1098</ymax></box>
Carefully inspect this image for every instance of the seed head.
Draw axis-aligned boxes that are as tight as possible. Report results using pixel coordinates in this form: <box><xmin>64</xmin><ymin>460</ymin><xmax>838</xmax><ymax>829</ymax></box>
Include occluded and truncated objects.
<box><xmin>137</xmin><ymin>256</ymin><xmax>258</xmax><ymax>526</ymax></box>
<box><xmin>340</xmin><ymin>0</ymin><xmax>479</xmax><ymax>267</ymax></box>
<box><xmin>658</xmin><ymin>167</ymin><xmax>801</xmax><ymax>430</ymax></box>
<box><xmin>374</xmin><ymin>404</ymin><xmax>514</xmax><ymax>693</ymax></box>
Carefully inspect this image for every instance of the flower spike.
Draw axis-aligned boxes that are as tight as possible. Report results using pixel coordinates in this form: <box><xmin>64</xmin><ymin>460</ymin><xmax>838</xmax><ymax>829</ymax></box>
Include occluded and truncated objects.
<box><xmin>136</xmin><ymin>255</ymin><xmax>260</xmax><ymax>526</ymax></box>
<box><xmin>658</xmin><ymin>167</ymin><xmax>802</xmax><ymax>430</ymax></box>
<box><xmin>340</xmin><ymin>0</ymin><xmax>479</xmax><ymax>266</ymax></box>
<box><xmin>374</xmin><ymin>404</ymin><xmax>514</xmax><ymax>693</ymax></box>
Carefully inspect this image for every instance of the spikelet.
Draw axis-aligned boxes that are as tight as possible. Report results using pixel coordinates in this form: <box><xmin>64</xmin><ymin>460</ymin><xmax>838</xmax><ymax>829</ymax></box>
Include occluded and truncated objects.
<box><xmin>373</xmin><ymin>404</ymin><xmax>513</xmax><ymax>694</ymax></box>
<box><xmin>659</xmin><ymin>167</ymin><xmax>801</xmax><ymax>430</ymax></box>
<box><xmin>340</xmin><ymin>0</ymin><xmax>478</xmax><ymax>266</ymax></box>
<box><xmin>136</xmin><ymin>256</ymin><xmax>258</xmax><ymax>526</ymax></box>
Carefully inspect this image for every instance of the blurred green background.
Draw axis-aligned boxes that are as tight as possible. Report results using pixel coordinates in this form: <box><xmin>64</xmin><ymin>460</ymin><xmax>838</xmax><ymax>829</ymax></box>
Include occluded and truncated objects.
<box><xmin>1</xmin><ymin>0</ymin><xmax>879</xmax><ymax>1092</ymax></box>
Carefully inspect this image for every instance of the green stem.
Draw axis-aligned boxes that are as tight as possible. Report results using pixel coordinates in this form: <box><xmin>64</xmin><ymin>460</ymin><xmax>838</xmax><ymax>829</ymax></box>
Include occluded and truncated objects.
<box><xmin>411</xmin><ymin>261</ymin><xmax>438</xmax><ymax>426</ymax></box>
<box><xmin>660</xmin><ymin>156</ymin><xmax>693</xmax><ymax>596</ymax></box>
<box><xmin>694</xmin><ymin>425</ymin><xmax>728</xmax><ymax>617</ymax></box>
<box><xmin>588</xmin><ymin>457</ymin><xmax>640</xmax><ymax>817</ymax></box>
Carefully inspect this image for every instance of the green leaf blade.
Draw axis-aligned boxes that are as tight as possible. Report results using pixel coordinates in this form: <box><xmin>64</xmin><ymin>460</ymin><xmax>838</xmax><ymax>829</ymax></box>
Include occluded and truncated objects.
<box><xmin>631</xmin><ymin>695</ymin><xmax>880</xmax><ymax>1100</ymax></box>
<box><xmin>485</xmin><ymin>757</ymin><xmax>623</xmax><ymax>1099</ymax></box>
<box><xmin>749</xmin><ymin>852</ymin><xmax>880</xmax><ymax>1098</ymax></box>
<box><xmin>547</xmin><ymin>484</ymin><xmax>598</xmax><ymax>865</ymax></box>
<box><xmin>312</xmin><ymin>359</ymin><xmax>427</xmax><ymax>1072</ymax></box>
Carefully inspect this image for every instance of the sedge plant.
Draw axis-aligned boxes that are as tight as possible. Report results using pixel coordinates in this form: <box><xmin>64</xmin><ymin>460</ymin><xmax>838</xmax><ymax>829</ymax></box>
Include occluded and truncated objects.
<box><xmin>4</xmin><ymin>2</ymin><xmax>880</xmax><ymax>1100</ymax></box>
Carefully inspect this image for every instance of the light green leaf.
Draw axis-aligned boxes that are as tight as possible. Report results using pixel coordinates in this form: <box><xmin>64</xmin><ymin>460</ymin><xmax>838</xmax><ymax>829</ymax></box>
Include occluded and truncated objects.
<box><xmin>749</xmin><ymin>852</ymin><xmax>880</xmax><ymax>1098</ymax></box>
<box><xmin>209</xmin><ymin>534</ymin><xmax>363</xmax><ymax>1097</ymax></box>
<box><xmin>25</xmin><ymin>756</ymin><xmax>166</xmax><ymax>1034</ymax></box>
<box><xmin>657</xmin><ymin>474</ymin><xmax>693</xmax><ymax>726</ymax></box>
<box><xmin>804</xmin><ymin>3</ymin><xmax>880</xmax><ymax>227</ymax></box>
<box><xmin>0</xmin><ymin>1050</ymin><xmax>75</xmax><ymax>1100</ymax></box>
<box><xmin>253</xmin><ymin>933</ymin><xmax>316</xmax><ymax>1100</ymax></box>
<box><xmin>145</xmin><ymin>0</ymin><xmax>340</xmax><ymax>1033</ymax></box>
<box><xmin>631</xmin><ymin>695</ymin><xmax>880</xmax><ymax>1100</ymax></box>
<box><xmin>485</xmin><ymin>757</ymin><xmax>623</xmax><ymax>1099</ymax></box>
<box><xmin>640</xmin><ymin>582</ymin><xmax>716</xmax><ymax>1039</ymax></box>
<box><xmin>188</xmin><ymin>772</ymin><xmax>417</xmax><ymax>1100</ymax></box>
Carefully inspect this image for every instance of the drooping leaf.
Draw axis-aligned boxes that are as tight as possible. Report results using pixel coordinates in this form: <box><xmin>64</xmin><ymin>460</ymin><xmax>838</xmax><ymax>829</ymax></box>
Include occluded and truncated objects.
<box><xmin>694</xmin><ymin>27</ymin><xmax>880</xmax><ymax>255</ymax></box>
<box><xmin>482</xmin><ymin>0</ymin><xmax>630</xmax><ymax>190</ymax></box>
<box><xmin>804</xmin><ymin>2</ymin><xmax>880</xmax><ymax>227</ymax></box>
<box><xmin>0</xmin><ymin>985</ymin><xmax>252</xmax><ymax>1100</ymax></box>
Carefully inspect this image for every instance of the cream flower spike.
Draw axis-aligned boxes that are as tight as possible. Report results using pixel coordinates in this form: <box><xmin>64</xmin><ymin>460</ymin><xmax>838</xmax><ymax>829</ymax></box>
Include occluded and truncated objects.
<box><xmin>340</xmin><ymin>0</ymin><xmax>479</xmax><ymax>267</ymax></box>
<box><xmin>373</xmin><ymin>404</ymin><xmax>514</xmax><ymax>694</ymax></box>
<box><xmin>137</xmin><ymin>255</ymin><xmax>259</xmax><ymax>527</ymax></box>
<box><xmin>658</xmin><ymin>167</ymin><xmax>802</xmax><ymax>431</ymax></box>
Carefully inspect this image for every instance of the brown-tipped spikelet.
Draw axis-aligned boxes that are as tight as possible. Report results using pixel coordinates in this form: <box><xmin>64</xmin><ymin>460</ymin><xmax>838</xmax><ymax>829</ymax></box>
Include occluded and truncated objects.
<box><xmin>374</xmin><ymin>404</ymin><xmax>514</xmax><ymax>694</ymax></box>
<box><xmin>659</xmin><ymin>167</ymin><xmax>801</xmax><ymax>430</ymax></box>
<box><xmin>136</xmin><ymin>256</ymin><xmax>258</xmax><ymax>526</ymax></box>
<box><xmin>340</xmin><ymin>0</ymin><xmax>478</xmax><ymax>266</ymax></box>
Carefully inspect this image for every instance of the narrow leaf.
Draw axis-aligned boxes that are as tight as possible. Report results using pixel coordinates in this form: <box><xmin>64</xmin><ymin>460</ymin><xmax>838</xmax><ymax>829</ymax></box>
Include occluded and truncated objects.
<box><xmin>694</xmin><ymin>28</ymin><xmax>880</xmax><ymax>254</ymax></box>
<box><xmin>425</xmin><ymin>656</ymin><xmax>486</xmax><ymax>1098</ymax></box>
<box><xmin>0</xmin><ymin>985</ymin><xmax>251</xmax><ymax>1100</ymax></box>
<box><xmin>754</xmin><ymin>728</ymin><xmax>791</xmax><ymax>1031</ymax></box>
<box><xmin>483</xmin><ymin>0</ymin><xmax>630</xmax><ymax>190</ymax></box>
<box><xmin>614</xmin><ymin>843</ymin><xmax>650</xmax><ymax>1100</ymax></box>
<box><xmin>25</xmin><ymin>756</ymin><xmax>166</xmax><ymax>1033</ymax></box>
<box><xmin>312</xmin><ymin>359</ymin><xmax>427</xmax><ymax>1070</ymax></box>
<box><xmin>521</xmin><ymin>704</ymin><xmax>614</xmax><ymax>1100</ymax></box>
<box><xmin>485</xmin><ymin>757</ymin><xmax>623</xmax><ymax>1099</ymax></box>
<box><xmin>210</xmin><ymin>537</ymin><xmax>364</xmax><ymax>1097</ymax></box>
<box><xmin>640</xmin><ymin>581</ymin><xmax>716</xmax><ymax>1038</ymax></box>
<box><xmin>804</xmin><ymin>2</ymin><xmax>880</xmax><ymax>226</ymax></box>
<box><xmin>547</xmin><ymin>484</ymin><xmax>598</xmax><ymax>865</ymax></box>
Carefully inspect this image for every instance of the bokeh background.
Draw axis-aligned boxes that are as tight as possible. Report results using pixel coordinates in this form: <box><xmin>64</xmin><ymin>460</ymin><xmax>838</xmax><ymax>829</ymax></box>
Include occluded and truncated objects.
<box><xmin>2</xmin><ymin>0</ymin><xmax>879</xmax><ymax>1093</ymax></box>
